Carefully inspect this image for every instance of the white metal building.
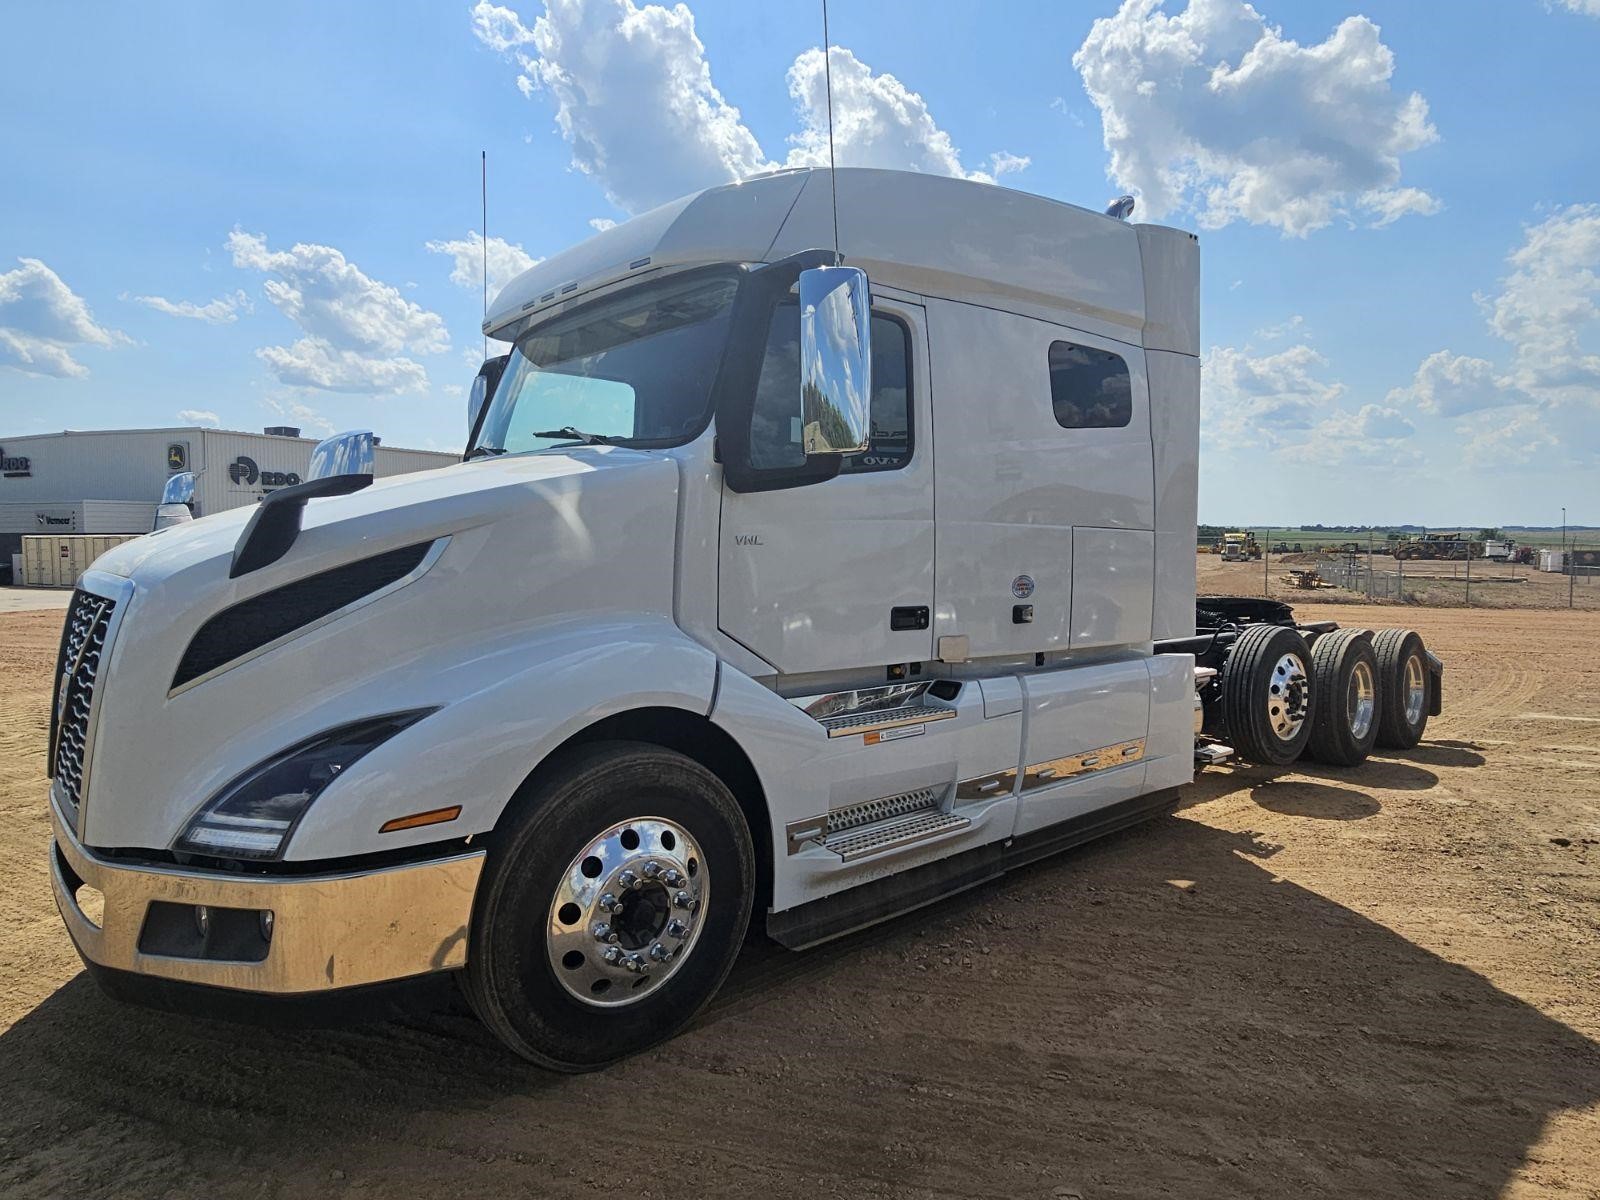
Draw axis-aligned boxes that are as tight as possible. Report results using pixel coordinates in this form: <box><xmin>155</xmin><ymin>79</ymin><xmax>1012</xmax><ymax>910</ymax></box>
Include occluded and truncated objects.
<box><xmin>0</xmin><ymin>426</ymin><xmax>456</xmax><ymax>573</ymax></box>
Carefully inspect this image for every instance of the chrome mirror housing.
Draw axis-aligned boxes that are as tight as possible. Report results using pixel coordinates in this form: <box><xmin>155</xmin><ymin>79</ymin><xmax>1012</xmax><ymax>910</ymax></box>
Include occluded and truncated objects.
<box><xmin>307</xmin><ymin>430</ymin><xmax>376</xmax><ymax>482</ymax></box>
<box><xmin>153</xmin><ymin>470</ymin><xmax>196</xmax><ymax>530</ymax></box>
<box><xmin>160</xmin><ymin>471</ymin><xmax>196</xmax><ymax>506</ymax></box>
<box><xmin>798</xmin><ymin>266</ymin><xmax>871</xmax><ymax>456</ymax></box>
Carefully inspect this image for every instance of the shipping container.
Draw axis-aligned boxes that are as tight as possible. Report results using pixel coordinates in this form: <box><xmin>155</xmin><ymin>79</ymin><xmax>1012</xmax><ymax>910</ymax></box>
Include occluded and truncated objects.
<box><xmin>21</xmin><ymin>534</ymin><xmax>142</xmax><ymax>587</ymax></box>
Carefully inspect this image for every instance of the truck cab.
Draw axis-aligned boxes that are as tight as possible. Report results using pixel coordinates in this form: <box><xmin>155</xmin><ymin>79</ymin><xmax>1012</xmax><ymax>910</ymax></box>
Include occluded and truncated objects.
<box><xmin>45</xmin><ymin>168</ymin><xmax>1438</xmax><ymax>1071</ymax></box>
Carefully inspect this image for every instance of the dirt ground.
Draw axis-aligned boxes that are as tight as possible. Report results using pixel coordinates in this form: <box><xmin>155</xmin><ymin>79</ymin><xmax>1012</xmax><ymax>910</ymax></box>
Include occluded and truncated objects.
<box><xmin>1199</xmin><ymin>553</ymin><xmax>1600</xmax><ymax>611</ymax></box>
<box><xmin>2</xmin><ymin>603</ymin><xmax>1599</xmax><ymax>1199</ymax></box>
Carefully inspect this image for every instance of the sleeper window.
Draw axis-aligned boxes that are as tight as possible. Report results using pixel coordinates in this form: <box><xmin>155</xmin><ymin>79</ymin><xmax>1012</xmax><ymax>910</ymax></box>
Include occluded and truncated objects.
<box><xmin>749</xmin><ymin>306</ymin><xmax>913</xmax><ymax>472</ymax></box>
<box><xmin>1048</xmin><ymin>340</ymin><xmax>1132</xmax><ymax>429</ymax></box>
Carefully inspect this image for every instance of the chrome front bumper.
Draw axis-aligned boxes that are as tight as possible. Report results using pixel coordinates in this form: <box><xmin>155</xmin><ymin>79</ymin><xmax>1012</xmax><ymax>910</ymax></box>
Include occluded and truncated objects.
<box><xmin>49</xmin><ymin>796</ymin><xmax>485</xmax><ymax>995</ymax></box>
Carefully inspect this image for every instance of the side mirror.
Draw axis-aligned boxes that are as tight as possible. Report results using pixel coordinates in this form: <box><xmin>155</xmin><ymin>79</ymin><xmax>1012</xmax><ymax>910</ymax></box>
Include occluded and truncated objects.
<box><xmin>153</xmin><ymin>471</ymin><xmax>196</xmax><ymax>530</ymax></box>
<box><xmin>307</xmin><ymin>429</ymin><xmax>376</xmax><ymax>482</ymax></box>
<box><xmin>468</xmin><ymin>354</ymin><xmax>510</xmax><ymax>446</ymax></box>
<box><xmin>160</xmin><ymin>471</ymin><xmax>196</xmax><ymax>507</ymax></box>
<box><xmin>797</xmin><ymin>266</ymin><xmax>871</xmax><ymax>456</ymax></box>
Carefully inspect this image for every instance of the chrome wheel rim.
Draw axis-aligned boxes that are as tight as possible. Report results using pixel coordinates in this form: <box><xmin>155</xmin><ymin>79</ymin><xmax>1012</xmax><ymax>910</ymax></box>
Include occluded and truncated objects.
<box><xmin>546</xmin><ymin>816</ymin><xmax>708</xmax><ymax>1008</ymax></box>
<box><xmin>1266</xmin><ymin>651</ymin><xmax>1310</xmax><ymax>740</ymax></box>
<box><xmin>1403</xmin><ymin>654</ymin><xmax>1426</xmax><ymax>726</ymax></box>
<box><xmin>1347</xmin><ymin>659</ymin><xmax>1376</xmax><ymax>741</ymax></box>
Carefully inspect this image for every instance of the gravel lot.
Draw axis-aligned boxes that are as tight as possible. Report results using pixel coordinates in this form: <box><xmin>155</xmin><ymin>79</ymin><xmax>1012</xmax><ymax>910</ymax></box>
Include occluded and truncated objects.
<box><xmin>2</xmin><ymin>602</ymin><xmax>1598</xmax><ymax>1199</ymax></box>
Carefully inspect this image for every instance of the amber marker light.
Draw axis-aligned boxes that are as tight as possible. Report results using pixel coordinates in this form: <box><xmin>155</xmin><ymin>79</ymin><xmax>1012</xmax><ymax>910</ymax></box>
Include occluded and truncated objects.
<box><xmin>379</xmin><ymin>805</ymin><xmax>463</xmax><ymax>834</ymax></box>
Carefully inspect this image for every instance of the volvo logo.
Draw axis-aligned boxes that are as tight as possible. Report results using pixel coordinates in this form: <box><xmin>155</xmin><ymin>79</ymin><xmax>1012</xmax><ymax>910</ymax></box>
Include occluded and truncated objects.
<box><xmin>228</xmin><ymin>455</ymin><xmax>301</xmax><ymax>489</ymax></box>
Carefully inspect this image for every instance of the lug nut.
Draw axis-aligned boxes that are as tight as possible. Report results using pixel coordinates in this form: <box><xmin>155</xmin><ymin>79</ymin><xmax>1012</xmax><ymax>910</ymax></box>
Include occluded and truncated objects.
<box><xmin>601</xmin><ymin>946</ymin><xmax>623</xmax><ymax>966</ymax></box>
<box><xmin>649</xmin><ymin>943</ymin><xmax>671</xmax><ymax>962</ymax></box>
<box><xmin>662</xmin><ymin>869</ymin><xmax>684</xmax><ymax>888</ymax></box>
<box><xmin>673</xmin><ymin>890</ymin><xmax>697</xmax><ymax>911</ymax></box>
<box><xmin>666</xmin><ymin>919</ymin><xmax>688</xmax><ymax>939</ymax></box>
<box><xmin>642</xmin><ymin>860</ymin><xmax>662</xmax><ymax>879</ymax></box>
<box><xmin>618</xmin><ymin>870</ymin><xmax>640</xmax><ymax>890</ymax></box>
<box><xmin>593</xmin><ymin>922</ymin><xmax>618</xmax><ymax>944</ymax></box>
<box><xmin>599</xmin><ymin>892</ymin><xmax>623</xmax><ymax>914</ymax></box>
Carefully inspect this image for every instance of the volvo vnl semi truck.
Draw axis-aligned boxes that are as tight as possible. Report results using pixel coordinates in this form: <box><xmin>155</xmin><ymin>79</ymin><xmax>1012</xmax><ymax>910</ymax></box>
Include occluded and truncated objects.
<box><xmin>46</xmin><ymin>168</ymin><xmax>1442</xmax><ymax>1070</ymax></box>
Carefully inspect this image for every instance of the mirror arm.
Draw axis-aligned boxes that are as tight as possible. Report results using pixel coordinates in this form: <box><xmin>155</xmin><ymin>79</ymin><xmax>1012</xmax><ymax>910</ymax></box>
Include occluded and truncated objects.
<box><xmin>229</xmin><ymin>473</ymin><xmax>372</xmax><ymax>578</ymax></box>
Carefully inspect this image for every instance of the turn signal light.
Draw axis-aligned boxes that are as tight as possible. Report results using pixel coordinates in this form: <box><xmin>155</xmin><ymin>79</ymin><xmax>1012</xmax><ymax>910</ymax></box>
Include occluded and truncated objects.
<box><xmin>379</xmin><ymin>805</ymin><xmax>463</xmax><ymax>834</ymax></box>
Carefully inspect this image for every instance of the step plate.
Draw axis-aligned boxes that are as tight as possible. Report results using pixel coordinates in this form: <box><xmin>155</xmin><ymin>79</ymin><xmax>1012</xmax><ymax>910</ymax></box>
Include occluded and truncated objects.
<box><xmin>818</xmin><ymin>705</ymin><xmax>956</xmax><ymax>738</ymax></box>
<box><xmin>824</xmin><ymin>810</ymin><xmax>971</xmax><ymax>862</ymax></box>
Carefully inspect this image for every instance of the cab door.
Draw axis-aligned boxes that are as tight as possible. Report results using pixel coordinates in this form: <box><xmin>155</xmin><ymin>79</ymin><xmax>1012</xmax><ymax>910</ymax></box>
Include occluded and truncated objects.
<box><xmin>717</xmin><ymin>298</ymin><xmax>933</xmax><ymax>676</ymax></box>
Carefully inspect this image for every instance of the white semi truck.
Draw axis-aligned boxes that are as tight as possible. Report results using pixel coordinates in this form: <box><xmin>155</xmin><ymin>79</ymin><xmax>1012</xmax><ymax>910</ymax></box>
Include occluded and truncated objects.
<box><xmin>46</xmin><ymin>168</ymin><xmax>1442</xmax><ymax>1070</ymax></box>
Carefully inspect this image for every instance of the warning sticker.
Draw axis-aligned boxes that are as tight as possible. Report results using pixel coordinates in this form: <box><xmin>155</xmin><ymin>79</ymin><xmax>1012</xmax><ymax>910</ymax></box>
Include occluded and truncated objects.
<box><xmin>864</xmin><ymin>724</ymin><xmax>925</xmax><ymax>745</ymax></box>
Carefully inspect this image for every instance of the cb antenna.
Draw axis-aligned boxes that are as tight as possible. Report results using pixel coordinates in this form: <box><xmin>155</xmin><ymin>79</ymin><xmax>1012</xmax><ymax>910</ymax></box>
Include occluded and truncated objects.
<box><xmin>481</xmin><ymin>150</ymin><xmax>489</xmax><ymax>360</ymax></box>
<box><xmin>822</xmin><ymin>0</ymin><xmax>840</xmax><ymax>261</ymax></box>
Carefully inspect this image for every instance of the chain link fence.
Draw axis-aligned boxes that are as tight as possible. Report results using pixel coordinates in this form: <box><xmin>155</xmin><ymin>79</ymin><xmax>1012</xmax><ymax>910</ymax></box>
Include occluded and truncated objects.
<box><xmin>1196</xmin><ymin>533</ymin><xmax>1599</xmax><ymax>610</ymax></box>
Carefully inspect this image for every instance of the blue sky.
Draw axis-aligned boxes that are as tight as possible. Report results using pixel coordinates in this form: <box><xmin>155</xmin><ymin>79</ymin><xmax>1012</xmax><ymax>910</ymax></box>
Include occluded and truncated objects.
<box><xmin>1</xmin><ymin>0</ymin><xmax>1596</xmax><ymax>526</ymax></box>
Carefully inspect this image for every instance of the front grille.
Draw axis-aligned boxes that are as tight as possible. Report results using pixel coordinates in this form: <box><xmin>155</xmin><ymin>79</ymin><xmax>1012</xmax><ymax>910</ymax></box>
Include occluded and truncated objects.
<box><xmin>171</xmin><ymin>541</ymin><xmax>434</xmax><ymax>690</ymax></box>
<box><xmin>49</xmin><ymin>588</ymin><xmax>117</xmax><ymax>816</ymax></box>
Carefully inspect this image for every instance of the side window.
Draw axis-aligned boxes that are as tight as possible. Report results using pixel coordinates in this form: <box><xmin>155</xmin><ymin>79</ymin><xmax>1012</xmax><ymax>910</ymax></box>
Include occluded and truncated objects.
<box><xmin>749</xmin><ymin>305</ymin><xmax>914</xmax><ymax>472</ymax></box>
<box><xmin>1048</xmin><ymin>340</ymin><xmax>1132</xmax><ymax>429</ymax></box>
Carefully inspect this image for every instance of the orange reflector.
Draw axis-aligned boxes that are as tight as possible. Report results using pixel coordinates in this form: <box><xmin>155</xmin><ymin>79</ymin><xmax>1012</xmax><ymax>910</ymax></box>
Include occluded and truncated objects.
<box><xmin>379</xmin><ymin>805</ymin><xmax>463</xmax><ymax>834</ymax></box>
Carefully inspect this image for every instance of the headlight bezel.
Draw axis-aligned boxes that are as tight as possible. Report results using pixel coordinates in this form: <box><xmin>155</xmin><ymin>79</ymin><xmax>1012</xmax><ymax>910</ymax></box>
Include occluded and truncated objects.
<box><xmin>173</xmin><ymin>709</ymin><xmax>436</xmax><ymax>862</ymax></box>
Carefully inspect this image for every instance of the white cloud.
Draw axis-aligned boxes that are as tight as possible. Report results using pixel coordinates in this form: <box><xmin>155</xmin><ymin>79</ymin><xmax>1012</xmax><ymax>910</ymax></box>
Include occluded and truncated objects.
<box><xmin>1457</xmin><ymin>405</ymin><xmax>1558</xmax><ymax>468</ymax></box>
<box><xmin>264</xmin><ymin>395</ymin><xmax>337</xmax><ymax>436</ymax></box>
<box><xmin>1482</xmin><ymin>203</ymin><xmax>1600</xmax><ymax>393</ymax></box>
<box><xmin>425</xmin><ymin>231</ymin><xmax>541</xmax><ymax>298</ymax></box>
<box><xmin>1281</xmin><ymin>402</ymin><xmax>1419</xmax><ymax>468</ymax></box>
<box><xmin>126</xmin><ymin>289</ymin><xmax>251</xmax><ymax>324</ymax></box>
<box><xmin>1385</xmin><ymin>349</ymin><xmax>1521</xmax><ymax>416</ymax></box>
<box><xmin>478</xmin><ymin>0</ymin><xmax>770</xmax><ymax>214</ymax></box>
<box><xmin>988</xmin><ymin>152</ymin><xmax>1031</xmax><ymax>178</ymax></box>
<box><xmin>588</xmin><ymin>217</ymin><xmax>618</xmax><ymax>232</ymax></box>
<box><xmin>228</xmin><ymin>229</ymin><xmax>446</xmax><ymax>394</ymax></box>
<box><xmin>1551</xmin><ymin>0</ymin><xmax>1600</xmax><ymax>15</ymax></box>
<box><xmin>255</xmin><ymin>337</ymin><xmax>430</xmax><ymax>395</ymax></box>
<box><xmin>1254</xmin><ymin>314</ymin><xmax>1305</xmax><ymax>341</ymax></box>
<box><xmin>1203</xmin><ymin>342</ymin><xmax>1343</xmax><ymax>445</ymax></box>
<box><xmin>1073</xmin><ymin>0</ymin><xmax>1439</xmax><ymax>235</ymax></box>
<box><xmin>0</xmin><ymin>257</ymin><xmax>126</xmax><ymax>378</ymax></box>
<box><xmin>783</xmin><ymin>47</ymin><xmax>1011</xmax><ymax>182</ymax></box>
<box><xmin>474</xmin><ymin>2</ymin><xmax>1020</xmax><ymax>213</ymax></box>
<box><xmin>177</xmin><ymin>408</ymin><xmax>221</xmax><ymax>427</ymax></box>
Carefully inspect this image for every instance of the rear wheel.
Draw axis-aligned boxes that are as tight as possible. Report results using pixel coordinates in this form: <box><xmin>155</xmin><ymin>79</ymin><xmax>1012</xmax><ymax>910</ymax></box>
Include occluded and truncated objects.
<box><xmin>463</xmin><ymin>741</ymin><xmax>754</xmax><ymax>1071</ymax></box>
<box><xmin>1373</xmin><ymin>628</ymin><xmax>1430</xmax><ymax>749</ymax></box>
<box><xmin>1219</xmin><ymin>624</ymin><xmax>1316</xmax><ymax>766</ymax></box>
<box><xmin>1304</xmin><ymin>629</ymin><xmax>1380</xmax><ymax>766</ymax></box>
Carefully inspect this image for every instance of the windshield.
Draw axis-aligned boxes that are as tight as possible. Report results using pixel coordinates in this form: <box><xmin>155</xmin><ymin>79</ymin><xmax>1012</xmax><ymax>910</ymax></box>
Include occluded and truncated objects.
<box><xmin>475</xmin><ymin>271</ymin><xmax>739</xmax><ymax>454</ymax></box>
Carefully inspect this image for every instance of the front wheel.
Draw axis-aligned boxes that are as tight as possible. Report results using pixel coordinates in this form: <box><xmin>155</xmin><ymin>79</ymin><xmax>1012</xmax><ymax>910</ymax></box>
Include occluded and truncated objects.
<box><xmin>463</xmin><ymin>741</ymin><xmax>755</xmax><ymax>1071</ymax></box>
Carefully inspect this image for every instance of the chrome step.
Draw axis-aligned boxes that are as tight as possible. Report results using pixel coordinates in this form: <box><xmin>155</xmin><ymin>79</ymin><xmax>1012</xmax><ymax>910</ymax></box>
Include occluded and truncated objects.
<box><xmin>818</xmin><ymin>704</ymin><xmax>955</xmax><ymax>738</ymax></box>
<box><xmin>824</xmin><ymin>809</ymin><xmax>971</xmax><ymax>862</ymax></box>
<box><xmin>827</xmin><ymin>788</ymin><xmax>940</xmax><ymax>834</ymax></box>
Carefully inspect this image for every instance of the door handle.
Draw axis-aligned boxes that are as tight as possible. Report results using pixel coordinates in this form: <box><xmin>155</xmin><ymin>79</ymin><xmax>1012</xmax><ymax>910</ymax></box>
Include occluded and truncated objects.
<box><xmin>890</xmin><ymin>606</ymin><xmax>930</xmax><ymax>631</ymax></box>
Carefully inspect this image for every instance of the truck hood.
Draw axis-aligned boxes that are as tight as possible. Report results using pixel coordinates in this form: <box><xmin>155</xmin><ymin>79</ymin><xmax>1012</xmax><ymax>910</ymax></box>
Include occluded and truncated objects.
<box><xmin>72</xmin><ymin>446</ymin><xmax>685</xmax><ymax>850</ymax></box>
<box><xmin>93</xmin><ymin>448</ymin><xmax>660</xmax><ymax>583</ymax></box>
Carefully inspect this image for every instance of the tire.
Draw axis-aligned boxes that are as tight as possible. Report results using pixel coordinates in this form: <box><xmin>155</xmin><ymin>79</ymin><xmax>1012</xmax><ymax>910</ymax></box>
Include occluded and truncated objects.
<box><xmin>1303</xmin><ymin>629</ymin><xmax>1380</xmax><ymax>767</ymax></box>
<box><xmin>1372</xmin><ymin>628</ymin><xmax>1430</xmax><ymax>749</ymax></box>
<box><xmin>1218</xmin><ymin>624</ymin><xmax>1316</xmax><ymax>766</ymax></box>
<box><xmin>463</xmin><ymin>740</ymin><xmax>755</xmax><ymax>1072</ymax></box>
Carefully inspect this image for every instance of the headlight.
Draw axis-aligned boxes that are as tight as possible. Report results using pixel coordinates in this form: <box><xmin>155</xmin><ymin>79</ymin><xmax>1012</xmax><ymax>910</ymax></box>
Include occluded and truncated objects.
<box><xmin>175</xmin><ymin>710</ymin><xmax>434</xmax><ymax>860</ymax></box>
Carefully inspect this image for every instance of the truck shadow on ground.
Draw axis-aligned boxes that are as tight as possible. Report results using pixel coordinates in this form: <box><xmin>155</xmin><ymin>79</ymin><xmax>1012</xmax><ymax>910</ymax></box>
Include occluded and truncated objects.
<box><xmin>1</xmin><ymin>779</ymin><xmax>1596</xmax><ymax>1198</ymax></box>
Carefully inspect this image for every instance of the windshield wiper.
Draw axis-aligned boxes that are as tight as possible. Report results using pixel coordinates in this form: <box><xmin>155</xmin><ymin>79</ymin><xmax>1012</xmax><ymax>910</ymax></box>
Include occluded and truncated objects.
<box><xmin>532</xmin><ymin>426</ymin><xmax>619</xmax><ymax>446</ymax></box>
<box><xmin>464</xmin><ymin>445</ymin><xmax>506</xmax><ymax>460</ymax></box>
